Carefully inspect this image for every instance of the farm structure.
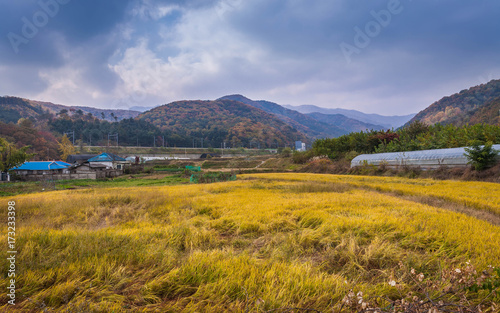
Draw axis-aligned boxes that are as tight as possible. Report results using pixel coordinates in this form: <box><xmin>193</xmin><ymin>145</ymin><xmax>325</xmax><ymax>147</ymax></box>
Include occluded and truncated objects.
<box><xmin>87</xmin><ymin>152</ymin><xmax>130</xmax><ymax>170</ymax></box>
<box><xmin>12</xmin><ymin>161</ymin><xmax>72</xmax><ymax>181</ymax></box>
<box><xmin>12</xmin><ymin>153</ymin><xmax>131</xmax><ymax>181</ymax></box>
<box><xmin>351</xmin><ymin>144</ymin><xmax>500</xmax><ymax>169</ymax></box>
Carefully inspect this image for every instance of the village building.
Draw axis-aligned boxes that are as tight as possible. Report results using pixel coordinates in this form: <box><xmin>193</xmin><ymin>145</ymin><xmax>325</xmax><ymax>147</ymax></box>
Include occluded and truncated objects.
<box><xmin>11</xmin><ymin>161</ymin><xmax>72</xmax><ymax>181</ymax></box>
<box><xmin>87</xmin><ymin>152</ymin><xmax>130</xmax><ymax>170</ymax></box>
<box><xmin>69</xmin><ymin>162</ymin><xmax>119</xmax><ymax>179</ymax></box>
<box><xmin>12</xmin><ymin>153</ymin><xmax>130</xmax><ymax>181</ymax></box>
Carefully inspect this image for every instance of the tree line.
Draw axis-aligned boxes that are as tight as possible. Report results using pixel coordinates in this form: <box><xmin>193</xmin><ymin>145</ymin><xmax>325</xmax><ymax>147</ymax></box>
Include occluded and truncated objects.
<box><xmin>49</xmin><ymin>117</ymin><xmax>191</xmax><ymax>148</ymax></box>
<box><xmin>306</xmin><ymin>121</ymin><xmax>500</xmax><ymax>161</ymax></box>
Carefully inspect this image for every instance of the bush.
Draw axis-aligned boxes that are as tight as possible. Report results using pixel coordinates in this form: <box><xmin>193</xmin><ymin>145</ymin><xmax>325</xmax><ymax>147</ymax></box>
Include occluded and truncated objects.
<box><xmin>292</xmin><ymin>150</ymin><xmax>313</xmax><ymax>164</ymax></box>
<box><xmin>280</xmin><ymin>147</ymin><xmax>292</xmax><ymax>158</ymax></box>
<box><xmin>464</xmin><ymin>141</ymin><xmax>499</xmax><ymax>171</ymax></box>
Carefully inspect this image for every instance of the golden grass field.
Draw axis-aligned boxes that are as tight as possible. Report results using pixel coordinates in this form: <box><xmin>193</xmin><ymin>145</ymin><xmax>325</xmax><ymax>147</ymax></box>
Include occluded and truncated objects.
<box><xmin>1</xmin><ymin>173</ymin><xmax>500</xmax><ymax>312</ymax></box>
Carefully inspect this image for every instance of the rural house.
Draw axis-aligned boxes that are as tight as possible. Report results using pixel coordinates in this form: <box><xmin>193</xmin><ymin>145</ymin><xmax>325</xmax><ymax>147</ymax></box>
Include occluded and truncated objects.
<box><xmin>12</xmin><ymin>161</ymin><xmax>72</xmax><ymax>181</ymax></box>
<box><xmin>69</xmin><ymin>162</ymin><xmax>120</xmax><ymax>179</ymax></box>
<box><xmin>87</xmin><ymin>153</ymin><xmax>130</xmax><ymax>170</ymax></box>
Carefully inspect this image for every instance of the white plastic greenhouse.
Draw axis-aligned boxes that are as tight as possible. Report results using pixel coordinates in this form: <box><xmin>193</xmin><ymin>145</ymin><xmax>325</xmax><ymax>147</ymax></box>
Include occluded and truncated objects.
<box><xmin>351</xmin><ymin>145</ymin><xmax>500</xmax><ymax>169</ymax></box>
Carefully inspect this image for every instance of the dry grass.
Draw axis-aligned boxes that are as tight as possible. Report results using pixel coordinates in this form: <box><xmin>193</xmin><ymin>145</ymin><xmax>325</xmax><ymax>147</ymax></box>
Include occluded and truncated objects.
<box><xmin>1</xmin><ymin>173</ymin><xmax>499</xmax><ymax>312</ymax></box>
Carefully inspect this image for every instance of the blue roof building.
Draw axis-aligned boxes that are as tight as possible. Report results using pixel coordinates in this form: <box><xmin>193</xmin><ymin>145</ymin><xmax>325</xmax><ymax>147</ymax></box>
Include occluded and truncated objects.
<box><xmin>87</xmin><ymin>153</ymin><xmax>129</xmax><ymax>170</ymax></box>
<box><xmin>87</xmin><ymin>153</ymin><xmax>126</xmax><ymax>162</ymax></box>
<box><xmin>12</xmin><ymin>161</ymin><xmax>72</xmax><ymax>181</ymax></box>
<box><xmin>13</xmin><ymin>161</ymin><xmax>71</xmax><ymax>171</ymax></box>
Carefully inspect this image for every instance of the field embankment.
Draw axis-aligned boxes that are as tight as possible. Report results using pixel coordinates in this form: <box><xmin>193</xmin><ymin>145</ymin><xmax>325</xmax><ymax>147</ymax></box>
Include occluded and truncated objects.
<box><xmin>1</xmin><ymin>174</ymin><xmax>499</xmax><ymax>312</ymax></box>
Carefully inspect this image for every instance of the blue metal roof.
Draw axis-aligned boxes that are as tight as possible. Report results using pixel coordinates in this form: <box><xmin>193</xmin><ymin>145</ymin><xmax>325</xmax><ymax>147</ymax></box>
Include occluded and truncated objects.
<box><xmin>87</xmin><ymin>152</ymin><xmax>126</xmax><ymax>162</ymax></box>
<box><xmin>13</xmin><ymin>161</ymin><xmax>71</xmax><ymax>171</ymax></box>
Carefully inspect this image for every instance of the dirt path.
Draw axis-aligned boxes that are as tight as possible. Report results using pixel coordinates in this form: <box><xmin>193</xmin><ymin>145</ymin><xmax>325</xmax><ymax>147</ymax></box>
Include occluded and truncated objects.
<box><xmin>374</xmin><ymin>189</ymin><xmax>500</xmax><ymax>226</ymax></box>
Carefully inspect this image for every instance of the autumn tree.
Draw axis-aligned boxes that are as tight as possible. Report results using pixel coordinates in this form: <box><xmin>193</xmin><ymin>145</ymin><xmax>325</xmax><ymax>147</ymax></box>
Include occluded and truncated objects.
<box><xmin>0</xmin><ymin>137</ymin><xmax>33</xmax><ymax>172</ymax></box>
<box><xmin>58</xmin><ymin>134</ymin><xmax>76</xmax><ymax>161</ymax></box>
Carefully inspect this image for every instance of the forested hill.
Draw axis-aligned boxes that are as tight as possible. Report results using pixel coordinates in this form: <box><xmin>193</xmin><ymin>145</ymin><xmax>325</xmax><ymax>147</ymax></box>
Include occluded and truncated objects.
<box><xmin>0</xmin><ymin>96</ymin><xmax>47</xmax><ymax>123</ymax></box>
<box><xmin>408</xmin><ymin>79</ymin><xmax>500</xmax><ymax>126</ymax></box>
<box><xmin>468</xmin><ymin>96</ymin><xmax>500</xmax><ymax>126</ymax></box>
<box><xmin>0</xmin><ymin>96</ymin><xmax>141</xmax><ymax>123</ymax></box>
<box><xmin>137</xmin><ymin>99</ymin><xmax>308</xmax><ymax>148</ymax></box>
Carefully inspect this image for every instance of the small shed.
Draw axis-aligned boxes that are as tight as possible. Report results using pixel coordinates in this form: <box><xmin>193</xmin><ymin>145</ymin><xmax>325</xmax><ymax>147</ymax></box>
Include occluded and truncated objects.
<box><xmin>87</xmin><ymin>153</ymin><xmax>130</xmax><ymax>170</ymax></box>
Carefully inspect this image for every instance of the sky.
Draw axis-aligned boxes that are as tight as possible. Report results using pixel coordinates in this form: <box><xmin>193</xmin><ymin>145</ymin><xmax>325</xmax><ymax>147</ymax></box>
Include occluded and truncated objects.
<box><xmin>0</xmin><ymin>0</ymin><xmax>499</xmax><ymax>116</ymax></box>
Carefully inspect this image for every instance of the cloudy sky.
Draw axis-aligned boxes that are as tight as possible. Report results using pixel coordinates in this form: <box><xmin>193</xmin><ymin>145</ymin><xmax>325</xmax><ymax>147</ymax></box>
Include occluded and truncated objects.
<box><xmin>0</xmin><ymin>0</ymin><xmax>499</xmax><ymax>115</ymax></box>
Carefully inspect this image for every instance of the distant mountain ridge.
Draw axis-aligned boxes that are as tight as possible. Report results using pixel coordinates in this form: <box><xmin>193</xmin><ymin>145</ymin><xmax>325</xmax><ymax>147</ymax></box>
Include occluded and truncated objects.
<box><xmin>0</xmin><ymin>96</ymin><xmax>141</xmax><ymax>123</ymax></box>
<box><xmin>218</xmin><ymin>95</ymin><xmax>384</xmax><ymax>138</ymax></box>
<box><xmin>408</xmin><ymin>79</ymin><xmax>500</xmax><ymax>126</ymax></box>
<box><xmin>306</xmin><ymin>112</ymin><xmax>384</xmax><ymax>132</ymax></box>
<box><xmin>283</xmin><ymin>104</ymin><xmax>415</xmax><ymax>129</ymax></box>
<box><xmin>217</xmin><ymin>95</ymin><xmax>342</xmax><ymax>138</ymax></box>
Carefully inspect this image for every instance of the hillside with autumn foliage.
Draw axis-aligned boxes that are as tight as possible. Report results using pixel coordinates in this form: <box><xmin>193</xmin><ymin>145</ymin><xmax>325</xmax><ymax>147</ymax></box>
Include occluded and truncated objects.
<box><xmin>138</xmin><ymin>99</ymin><xmax>307</xmax><ymax>148</ymax></box>
<box><xmin>0</xmin><ymin>96</ymin><xmax>140</xmax><ymax>123</ymax></box>
<box><xmin>408</xmin><ymin>79</ymin><xmax>500</xmax><ymax>126</ymax></box>
<box><xmin>469</xmin><ymin>96</ymin><xmax>500</xmax><ymax>126</ymax></box>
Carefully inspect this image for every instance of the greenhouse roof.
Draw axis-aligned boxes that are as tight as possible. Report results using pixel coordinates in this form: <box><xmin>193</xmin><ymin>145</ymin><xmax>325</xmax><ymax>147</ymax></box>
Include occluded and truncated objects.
<box><xmin>351</xmin><ymin>144</ymin><xmax>500</xmax><ymax>167</ymax></box>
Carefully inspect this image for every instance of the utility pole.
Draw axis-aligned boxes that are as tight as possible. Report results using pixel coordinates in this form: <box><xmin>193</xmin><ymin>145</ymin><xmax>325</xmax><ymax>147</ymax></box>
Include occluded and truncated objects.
<box><xmin>64</xmin><ymin>130</ymin><xmax>75</xmax><ymax>145</ymax></box>
<box><xmin>108</xmin><ymin>133</ymin><xmax>118</xmax><ymax>146</ymax></box>
<box><xmin>162</xmin><ymin>136</ymin><xmax>165</xmax><ymax>148</ymax></box>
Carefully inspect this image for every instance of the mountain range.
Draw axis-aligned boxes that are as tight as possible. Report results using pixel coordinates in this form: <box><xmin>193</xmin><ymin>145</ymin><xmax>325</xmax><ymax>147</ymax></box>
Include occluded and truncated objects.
<box><xmin>0</xmin><ymin>96</ymin><xmax>141</xmax><ymax>123</ymax></box>
<box><xmin>283</xmin><ymin>104</ymin><xmax>415</xmax><ymax>129</ymax></box>
<box><xmin>1</xmin><ymin>94</ymin><xmax>405</xmax><ymax>142</ymax></box>
<box><xmin>218</xmin><ymin>95</ymin><xmax>392</xmax><ymax>136</ymax></box>
<box><xmin>4</xmin><ymin>77</ymin><xmax>498</xmax><ymax>151</ymax></box>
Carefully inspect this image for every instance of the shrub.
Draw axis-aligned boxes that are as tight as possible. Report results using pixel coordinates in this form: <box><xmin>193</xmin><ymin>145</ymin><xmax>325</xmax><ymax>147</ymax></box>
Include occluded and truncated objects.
<box><xmin>464</xmin><ymin>141</ymin><xmax>499</xmax><ymax>171</ymax></box>
<box><xmin>280</xmin><ymin>147</ymin><xmax>292</xmax><ymax>158</ymax></box>
<box><xmin>292</xmin><ymin>150</ymin><xmax>313</xmax><ymax>164</ymax></box>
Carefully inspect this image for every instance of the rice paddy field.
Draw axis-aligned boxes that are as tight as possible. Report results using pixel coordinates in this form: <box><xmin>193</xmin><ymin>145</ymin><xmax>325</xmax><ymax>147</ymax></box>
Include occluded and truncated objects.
<box><xmin>1</xmin><ymin>173</ymin><xmax>500</xmax><ymax>312</ymax></box>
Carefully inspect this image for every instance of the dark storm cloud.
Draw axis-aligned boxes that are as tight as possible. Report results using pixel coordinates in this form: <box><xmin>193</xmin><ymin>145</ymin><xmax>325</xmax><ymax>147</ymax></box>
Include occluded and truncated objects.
<box><xmin>0</xmin><ymin>0</ymin><xmax>131</xmax><ymax>98</ymax></box>
<box><xmin>1</xmin><ymin>0</ymin><xmax>130</xmax><ymax>59</ymax></box>
<box><xmin>0</xmin><ymin>0</ymin><xmax>499</xmax><ymax>114</ymax></box>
